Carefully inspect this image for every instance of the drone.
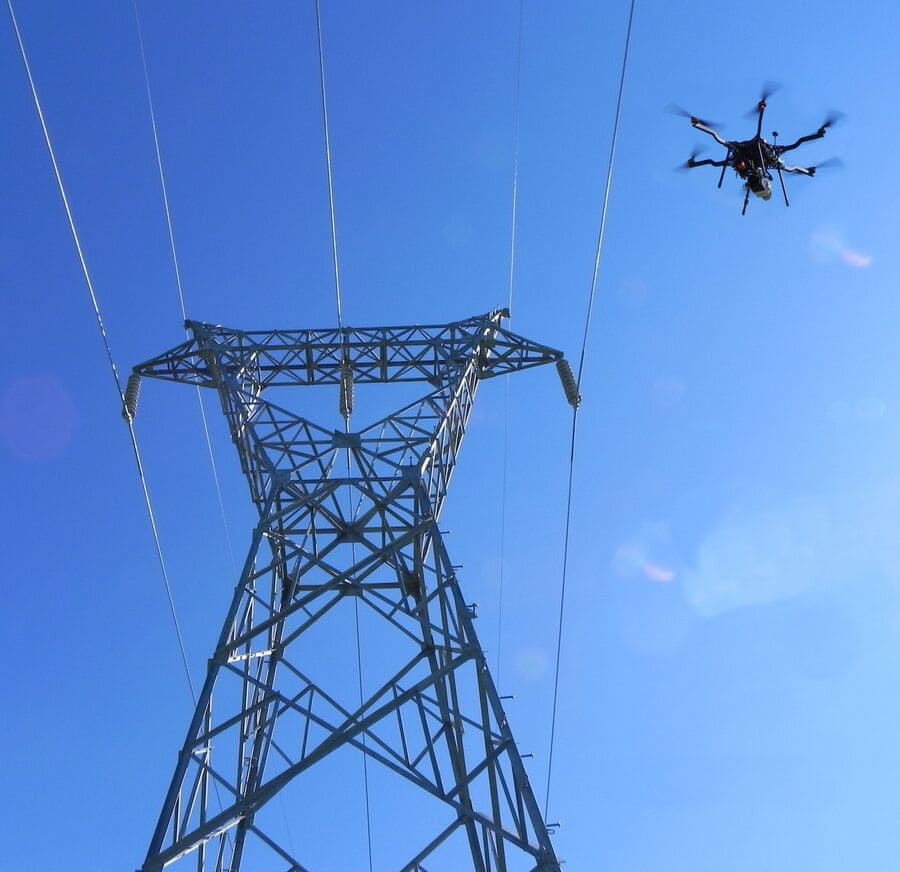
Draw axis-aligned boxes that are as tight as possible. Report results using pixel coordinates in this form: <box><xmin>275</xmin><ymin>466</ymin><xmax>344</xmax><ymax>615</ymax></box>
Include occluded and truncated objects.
<box><xmin>670</xmin><ymin>85</ymin><xmax>842</xmax><ymax>214</ymax></box>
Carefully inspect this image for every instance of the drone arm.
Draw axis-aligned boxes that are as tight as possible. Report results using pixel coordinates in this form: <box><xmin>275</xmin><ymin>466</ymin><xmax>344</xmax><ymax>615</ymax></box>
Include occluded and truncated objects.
<box><xmin>690</xmin><ymin>120</ymin><xmax>728</xmax><ymax>147</ymax></box>
<box><xmin>777</xmin><ymin>128</ymin><xmax>826</xmax><ymax>154</ymax></box>
<box><xmin>779</xmin><ymin>162</ymin><xmax>815</xmax><ymax>176</ymax></box>
<box><xmin>687</xmin><ymin>157</ymin><xmax>728</xmax><ymax>168</ymax></box>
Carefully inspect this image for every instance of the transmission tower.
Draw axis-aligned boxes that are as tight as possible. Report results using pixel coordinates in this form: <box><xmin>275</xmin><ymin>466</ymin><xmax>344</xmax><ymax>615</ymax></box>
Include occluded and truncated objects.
<box><xmin>130</xmin><ymin>308</ymin><xmax>577</xmax><ymax>871</ymax></box>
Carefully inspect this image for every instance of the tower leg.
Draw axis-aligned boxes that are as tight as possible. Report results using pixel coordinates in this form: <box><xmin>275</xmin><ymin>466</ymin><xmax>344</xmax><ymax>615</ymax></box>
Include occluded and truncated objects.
<box><xmin>141</xmin><ymin>481</ymin><xmax>560</xmax><ymax>871</ymax></box>
<box><xmin>133</xmin><ymin>311</ymin><xmax>566</xmax><ymax>871</ymax></box>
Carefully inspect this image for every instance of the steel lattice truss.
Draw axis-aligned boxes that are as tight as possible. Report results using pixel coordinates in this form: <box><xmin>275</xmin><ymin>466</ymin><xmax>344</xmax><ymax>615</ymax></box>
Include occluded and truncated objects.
<box><xmin>134</xmin><ymin>310</ymin><xmax>565</xmax><ymax>872</ymax></box>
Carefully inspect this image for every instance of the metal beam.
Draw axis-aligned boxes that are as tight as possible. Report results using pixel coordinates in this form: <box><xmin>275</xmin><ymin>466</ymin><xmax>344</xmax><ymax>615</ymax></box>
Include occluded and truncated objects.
<box><xmin>137</xmin><ymin>310</ymin><xmax>564</xmax><ymax>871</ymax></box>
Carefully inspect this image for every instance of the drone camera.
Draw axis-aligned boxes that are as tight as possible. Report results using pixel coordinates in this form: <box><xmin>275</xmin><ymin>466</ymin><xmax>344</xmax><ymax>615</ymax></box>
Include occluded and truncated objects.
<box><xmin>748</xmin><ymin>174</ymin><xmax>772</xmax><ymax>200</ymax></box>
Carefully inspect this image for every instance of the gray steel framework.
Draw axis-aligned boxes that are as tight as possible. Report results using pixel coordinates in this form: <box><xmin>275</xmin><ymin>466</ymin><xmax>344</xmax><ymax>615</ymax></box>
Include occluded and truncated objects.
<box><xmin>134</xmin><ymin>309</ymin><xmax>565</xmax><ymax>871</ymax></box>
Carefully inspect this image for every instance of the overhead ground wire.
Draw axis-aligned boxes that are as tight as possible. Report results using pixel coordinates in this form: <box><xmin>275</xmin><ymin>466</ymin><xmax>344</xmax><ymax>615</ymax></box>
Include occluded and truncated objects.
<box><xmin>495</xmin><ymin>0</ymin><xmax>525</xmax><ymax>693</ymax></box>
<box><xmin>313</xmin><ymin>2</ymin><xmax>374</xmax><ymax>869</ymax></box>
<box><xmin>543</xmin><ymin>0</ymin><xmax>637</xmax><ymax>821</ymax></box>
<box><xmin>131</xmin><ymin>3</ymin><xmax>246</xmax><ymax>851</ymax></box>
<box><xmin>315</xmin><ymin>0</ymin><xmax>345</xmax><ymax>330</ymax></box>
<box><xmin>7</xmin><ymin>0</ymin><xmax>197</xmax><ymax>703</ymax></box>
<box><xmin>132</xmin><ymin>0</ymin><xmax>237</xmax><ymax>574</ymax></box>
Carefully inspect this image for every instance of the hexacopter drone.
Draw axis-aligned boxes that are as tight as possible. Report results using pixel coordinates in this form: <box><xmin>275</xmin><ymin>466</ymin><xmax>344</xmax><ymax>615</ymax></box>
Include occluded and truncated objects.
<box><xmin>671</xmin><ymin>84</ymin><xmax>842</xmax><ymax>214</ymax></box>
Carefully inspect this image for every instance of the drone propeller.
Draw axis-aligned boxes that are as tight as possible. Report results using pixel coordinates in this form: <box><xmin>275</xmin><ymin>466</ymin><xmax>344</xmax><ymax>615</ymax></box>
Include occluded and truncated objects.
<box><xmin>743</xmin><ymin>80</ymin><xmax>782</xmax><ymax>117</ymax></box>
<box><xmin>806</xmin><ymin>157</ymin><xmax>844</xmax><ymax>175</ymax></box>
<box><xmin>665</xmin><ymin>103</ymin><xmax>722</xmax><ymax>130</ymax></box>
<box><xmin>819</xmin><ymin>111</ymin><xmax>845</xmax><ymax>131</ymax></box>
<box><xmin>676</xmin><ymin>147</ymin><xmax>705</xmax><ymax>171</ymax></box>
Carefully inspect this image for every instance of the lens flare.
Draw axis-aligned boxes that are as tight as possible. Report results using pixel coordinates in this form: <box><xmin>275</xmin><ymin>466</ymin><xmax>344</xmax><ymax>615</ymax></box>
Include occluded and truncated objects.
<box><xmin>613</xmin><ymin>544</ymin><xmax>676</xmax><ymax>584</ymax></box>
<box><xmin>513</xmin><ymin>647</ymin><xmax>548</xmax><ymax>681</ymax></box>
<box><xmin>642</xmin><ymin>561</ymin><xmax>676</xmax><ymax>583</ymax></box>
<box><xmin>810</xmin><ymin>226</ymin><xmax>872</xmax><ymax>269</ymax></box>
<box><xmin>839</xmin><ymin>249</ymin><xmax>872</xmax><ymax>269</ymax></box>
<box><xmin>0</xmin><ymin>375</ymin><xmax>77</xmax><ymax>461</ymax></box>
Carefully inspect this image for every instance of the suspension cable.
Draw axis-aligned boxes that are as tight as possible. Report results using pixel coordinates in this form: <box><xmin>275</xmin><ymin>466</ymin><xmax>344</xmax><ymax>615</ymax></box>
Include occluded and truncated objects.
<box><xmin>132</xmin><ymin>0</ymin><xmax>237</xmax><ymax>573</ymax></box>
<box><xmin>131</xmin><ymin>4</ymin><xmax>246</xmax><ymax>850</ymax></box>
<box><xmin>544</xmin><ymin>0</ymin><xmax>637</xmax><ymax>820</ymax></box>
<box><xmin>7</xmin><ymin>0</ymin><xmax>197</xmax><ymax>702</ymax></box>
<box><xmin>132</xmin><ymin>2</ymin><xmax>185</xmax><ymax>319</ymax></box>
<box><xmin>313</xmin><ymin>3</ymin><xmax>373</xmax><ymax>868</ymax></box>
<box><xmin>495</xmin><ymin>0</ymin><xmax>525</xmax><ymax>692</ymax></box>
<box><xmin>314</xmin><ymin>0</ymin><xmax>345</xmax><ymax>330</ymax></box>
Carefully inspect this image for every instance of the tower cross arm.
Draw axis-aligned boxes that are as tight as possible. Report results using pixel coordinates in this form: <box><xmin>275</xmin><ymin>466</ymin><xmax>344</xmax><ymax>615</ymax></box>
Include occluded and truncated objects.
<box><xmin>476</xmin><ymin>323</ymin><xmax>564</xmax><ymax>378</ymax></box>
<box><xmin>132</xmin><ymin>311</ymin><xmax>565</xmax><ymax>389</ymax></box>
<box><xmin>132</xmin><ymin>334</ymin><xmax>216</xmax><ymax>387</ymax></box>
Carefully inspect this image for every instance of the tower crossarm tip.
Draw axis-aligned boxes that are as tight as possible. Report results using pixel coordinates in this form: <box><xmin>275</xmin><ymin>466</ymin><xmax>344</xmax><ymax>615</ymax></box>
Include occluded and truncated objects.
<box><xmin>132</xmin><ymin>336</ymin><xmax>216</xmax><ymax>387</ymax></box>
<box><xmin>476</xmin><ymin>324</ymin><xmax>563</xmax><ymax>379</ymax></box>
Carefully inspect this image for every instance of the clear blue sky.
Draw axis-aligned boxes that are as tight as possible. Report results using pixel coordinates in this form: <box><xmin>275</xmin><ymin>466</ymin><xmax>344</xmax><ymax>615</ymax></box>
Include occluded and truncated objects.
<box><xmin>3</xmin><ymin>1</ymin><xmax>900</xmax><ymax>869</ymax></box>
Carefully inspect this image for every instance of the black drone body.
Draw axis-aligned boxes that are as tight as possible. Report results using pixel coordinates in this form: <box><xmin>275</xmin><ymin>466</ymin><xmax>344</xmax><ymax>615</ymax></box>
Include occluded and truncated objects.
<box><xmin>672</xmin><ymin>86</ymin><xmax>842</xmax><ymax>214</ymax></box>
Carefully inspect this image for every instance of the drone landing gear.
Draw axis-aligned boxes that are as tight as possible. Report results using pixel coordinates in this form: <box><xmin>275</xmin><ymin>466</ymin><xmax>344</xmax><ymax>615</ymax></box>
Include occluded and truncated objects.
<box><xmin>742</xmin><ymin>186</ymin><xmax>751</xmax><ymax>215</ymax></box>
<box><xmin>772</xmin><ymin>131</ymin><xmax>790</xmax><ymax>207</ymax></box>
<box><xmin>775</xmin><ymin>163</ymin><xmax>789</xmax><ymax>207</ymax></box>
<box><xmin>717</xmin><ymin>150</ymin><xmax>731</xmax><ymax>189</ymax></box>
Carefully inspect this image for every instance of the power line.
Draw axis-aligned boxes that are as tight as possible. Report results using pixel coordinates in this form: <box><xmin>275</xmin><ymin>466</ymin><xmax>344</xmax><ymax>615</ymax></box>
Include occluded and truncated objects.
<box><xmin>544</xmin><ymin>0</ymin><xmax>637</xmax><ymax>821</ymax></box>
<box><xmin>314</xmin><ymin>0</ymin><xmax>345</xmax><ymax>331</ymax></box>
<box><xmin>132</xmin><ymin>2</ymin><xmax>186</xmax><ymax>320</ymax></box>
<box><xmin>496</xmin><ymin>0</ymin><xmax>525</xmax><ymax>692</ymax></box>
<box><xmin>132</xmin><ymin>0</ymin><xmax>237</xmax><ymax>573</ymax></box>
<box><xmin>312</xmin><ymin>3</ymin><xmax>373</xmax><ymax>868</ymax></box>
<box><xmin>7</xmin><ymin>0</ymin><xmax>197</xmax><ymax>703</ymax></box>
<box><xmin>505</xmin><ymin>0</ymin><xmax>524</xmax><ymax>316</ymax></box>
<box><xmin>131</xmin><ymin>4</ymin><xmax>247</xmax><ymax>850</ymax></box>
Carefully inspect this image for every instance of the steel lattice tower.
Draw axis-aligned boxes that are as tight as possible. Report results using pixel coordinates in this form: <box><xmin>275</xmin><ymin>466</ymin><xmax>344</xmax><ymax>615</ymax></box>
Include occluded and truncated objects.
<box><xmin>132</xmin><ymin>309</ymin><xmax>572</xmax><ymax>871</ymax></box>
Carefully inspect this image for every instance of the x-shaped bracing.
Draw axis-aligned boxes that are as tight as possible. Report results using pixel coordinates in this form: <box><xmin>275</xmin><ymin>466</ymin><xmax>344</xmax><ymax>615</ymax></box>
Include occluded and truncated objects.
<box><xmin>135</xmin><ymin>310</ymin><xmax>565</xmax><ymax>871</ymax></box>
